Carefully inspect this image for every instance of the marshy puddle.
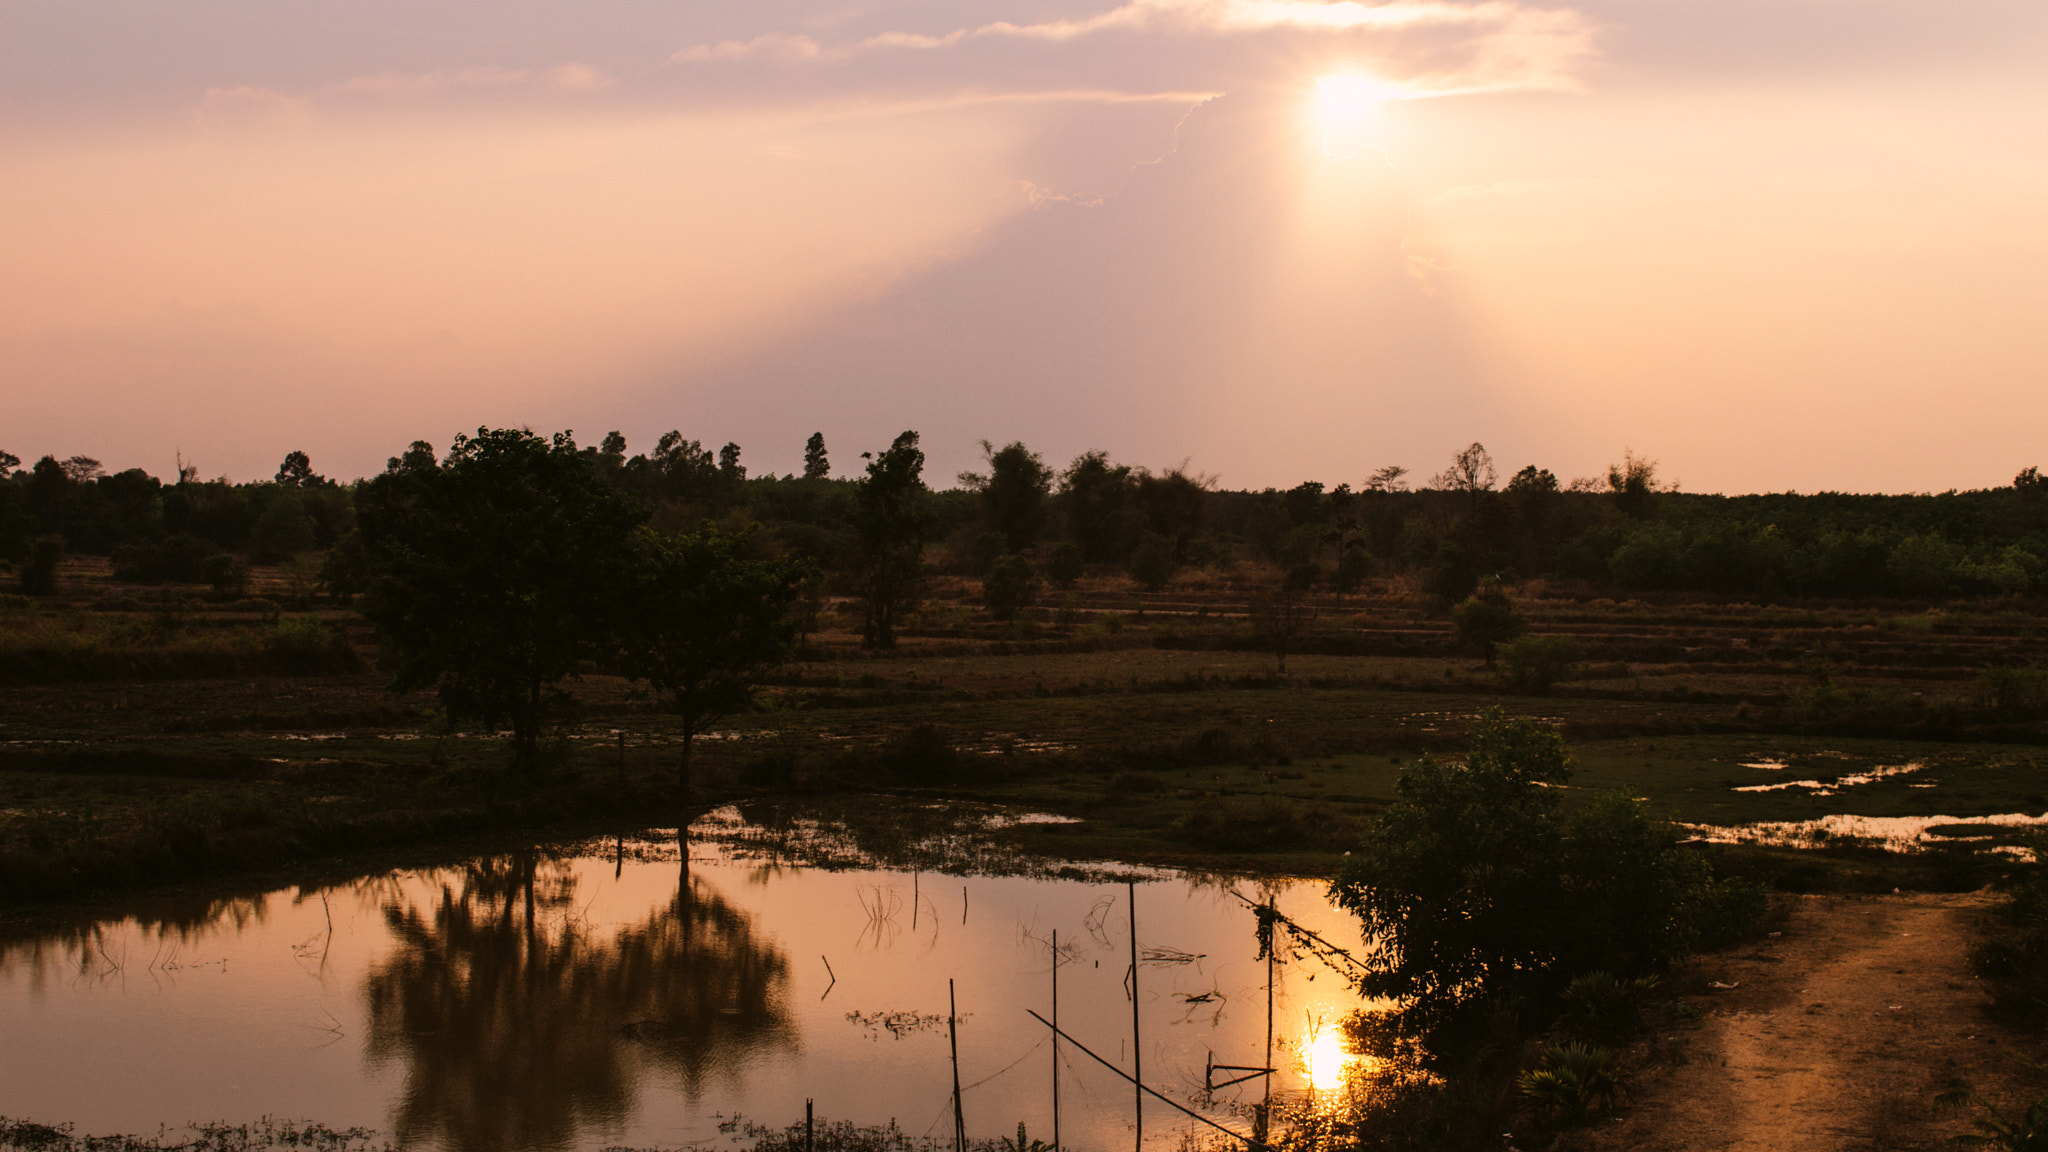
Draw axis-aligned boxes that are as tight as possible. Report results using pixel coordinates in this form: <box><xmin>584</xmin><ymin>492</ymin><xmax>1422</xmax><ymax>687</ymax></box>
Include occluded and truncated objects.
<box><xmin>1732</xmin><ymin>762</ymin><xmax>1924</xmax><ymax>795</ymax></box>
<box><xmin>1688</xmin><ymin>811</ymin><xmax>2048</xmax><ymax>855</ymax></box>
<box><xmin>0</xmin><ymin>809</ymin><xmax>1367</xmax><ymax>1152</ymax></box>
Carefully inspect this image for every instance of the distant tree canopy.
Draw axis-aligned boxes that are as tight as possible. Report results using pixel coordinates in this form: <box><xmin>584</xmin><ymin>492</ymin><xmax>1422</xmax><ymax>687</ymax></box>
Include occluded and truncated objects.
<box><xmin>9</xmin><ymin>429</ymin><xmax>2048</xmax><ymax>606</ymax></box>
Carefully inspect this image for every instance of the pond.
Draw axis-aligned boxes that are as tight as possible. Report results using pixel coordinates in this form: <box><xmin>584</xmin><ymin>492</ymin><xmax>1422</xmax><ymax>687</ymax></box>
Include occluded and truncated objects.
<box><xmin>0</xmin><ymin>807</ymin><xmax>1373</xmax><ymax>1152</ymax></box>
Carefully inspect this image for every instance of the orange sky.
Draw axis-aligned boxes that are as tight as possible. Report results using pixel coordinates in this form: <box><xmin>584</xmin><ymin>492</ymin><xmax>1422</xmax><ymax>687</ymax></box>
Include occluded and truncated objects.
<box><xmin>3</xmin><ymin>0</ymin><xmax>2044</xmax><ymax>491</ymax></box>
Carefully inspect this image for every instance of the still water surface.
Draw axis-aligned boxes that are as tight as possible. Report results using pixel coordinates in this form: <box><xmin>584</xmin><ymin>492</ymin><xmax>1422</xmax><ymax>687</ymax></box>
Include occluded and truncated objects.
<box><xmin>0</xmin><ymin>809</ymin><xmax>1368</xmax><ymax>1152</ymax></box>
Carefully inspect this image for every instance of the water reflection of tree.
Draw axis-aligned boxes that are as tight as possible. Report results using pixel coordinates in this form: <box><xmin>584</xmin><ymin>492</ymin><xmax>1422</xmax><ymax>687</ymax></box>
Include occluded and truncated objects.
<box><xmin>362</xmin><ymin>849</ymin><xmax>794</xmax><ymax>1152</ymax></box>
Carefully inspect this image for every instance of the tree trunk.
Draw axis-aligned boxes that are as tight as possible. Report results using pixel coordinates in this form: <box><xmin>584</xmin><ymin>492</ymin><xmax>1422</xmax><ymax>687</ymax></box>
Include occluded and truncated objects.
<box><xmin>678</xmin><ymin>721</ymin><xmax>694</xmax><ymax>793</ymax></box>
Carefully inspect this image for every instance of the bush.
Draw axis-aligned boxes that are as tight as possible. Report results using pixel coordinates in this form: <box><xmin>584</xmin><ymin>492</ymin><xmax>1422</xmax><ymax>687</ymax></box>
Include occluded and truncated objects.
<box><xmin>1331</xmin><ymin>710</ymin><xmax>1759</xmax><ymax>1047</ymax></box>
<box><xmin>1175</xmin><ymin>795</ymin><xmax>1356</xmax><ymax>853</ymax></box>
<box><xmin>1335</xmin><ymin>543</ymin><xmax>1374</xmax><ymax>593</ymax></box>
<box><xmin>1971</xmin><ymin>853</ymin><xmax>2048</xmax><ymax>1029</ymax></box>
<box><xmin>266</xmin><ymin>616</ymin><xmax>360</xmax><ymax>673</ymax></box>
<box><xmin>1517</xmin><ymin>1042</ymin><xmax>1620</xmax><ymax>1121</ymax></box>
<box><xmin>1499</xmin><ymin>634</ymin><xmax>1584</xmax><ymax>690</ymax></box>
<box><xmin>1979</xmin><ymin>663</ymin><xmax>2048</xmax><ymax>719</ymax></box>
<box><xmin>110</xmin><ymin>533</ymin><xmax>217</xmax><ymax>583</ymax></box>
<box><xmin>20</xmin><ymin>534</ymin><xmax>63</xmax><ymax>595</ymax></box>
<box><xmin>982</xmin><ymin>554</ymin><xmax>1040</xmax><ymax>621</ymax></box>
<box><xmin>1128</xmin><ymin>534</ymin><xmax>1176</xmax><ymax>592</ymax></box>
<box><xmin>877</xmin><ymin>724</ymin><xmax>965</xmax><ymax>786</ymax></box>
<box><xmin>1451</xmin><ymin>588</ymin><xmax>1525</xmax><ymax>666</ymax></box>
<box><xmin>1045</xmin><ymin>542</ymin><xmax>1084</xmax><ymax>590</ymax></box>
<box><xmin>200</xmin><ymin>553</ymin><xmax>251</xmax><ymax>596</ymax></box>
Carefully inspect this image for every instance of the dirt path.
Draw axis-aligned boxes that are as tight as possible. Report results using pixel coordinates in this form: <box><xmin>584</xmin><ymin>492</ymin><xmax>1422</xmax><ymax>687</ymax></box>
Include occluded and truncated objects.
<box><xmin>1580</xmin><ymin>893</ymin><xmax>2036</xmax><ymax>1151</ymax></box>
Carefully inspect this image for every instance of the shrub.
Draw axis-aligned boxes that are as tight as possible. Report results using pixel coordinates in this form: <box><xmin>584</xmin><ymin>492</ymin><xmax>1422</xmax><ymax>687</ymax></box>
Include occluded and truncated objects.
<box><xmin>200</xmin><ymin>553</ymin><xmax>251</xmax><ymax>596</ymax></box>
<box><xmin>1518</xmin><ymin>1042</ymin><xmax>1620</xmax><ymax>1121</ymax></box>
<box><xmin>1451</xmin><ymin>587</ymin><xmax>1525</xmax><ymax>666</ymax></box>
<box><xmin>110</xmin><ymin>533</ymin><xmax>217</xmax><ymax>583</ymax></box>
<box><xmin>1335</xmin><ymin>543</ymin><xmax>1374</xmax><ymax>593</ymax></box>
<box><xmin>878</xmin><ymin>724</ymin><xmax>964</xmax><ymax>785</ymax></box>
<box><xmin>1175</xmin><ymin>795</ymin><xmax>1356</xmax><ymax>853</ymax></box>
<box><xmin>1499</xmin><ymin>634</ymin><xmax>1584</xmax><ymax>690</ymax></box>
<box><xmin>20</xmin><ymin>534</ymin><xmax>63</xmax><ymax>595</ymax></box>
<box><xmin>982</xmin><ymin>554</ymin><xmax>1040</xmax><ymax>621</ymax></box>
<box><xmin>1045</xmin><ymin>542</ymin><xmax>1084</xmax><ymax>590</ymax></box>
<box><xmin>1331</xmin><ymin>710</ymin><xmax>1760</xmax><ymax>1047</ymax></box>
<box><xmin>1128</xmin><ymin>534</ymin><xmax>1176</xmax><ymax>592</ymax></box>
<box><xmin>1978</xmin><ymin>663</ymin><xmax>2048</xmax><ymax>719</ymax></box>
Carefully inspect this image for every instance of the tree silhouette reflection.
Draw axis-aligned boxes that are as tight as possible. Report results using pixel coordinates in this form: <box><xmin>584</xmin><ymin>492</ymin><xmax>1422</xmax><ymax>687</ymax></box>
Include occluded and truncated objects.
<box><xmin>363</xmin><ymin>847</ymin><xmax>793</xmax><ymax>1151</ymax></box>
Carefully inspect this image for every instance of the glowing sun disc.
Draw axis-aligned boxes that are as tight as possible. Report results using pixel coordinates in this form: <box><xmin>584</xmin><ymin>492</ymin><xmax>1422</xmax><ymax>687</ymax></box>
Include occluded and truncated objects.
<box><xmin>1316</xmin><ymin>74</ymin><xmax>1382</xmax><ymax>125</ymax></box>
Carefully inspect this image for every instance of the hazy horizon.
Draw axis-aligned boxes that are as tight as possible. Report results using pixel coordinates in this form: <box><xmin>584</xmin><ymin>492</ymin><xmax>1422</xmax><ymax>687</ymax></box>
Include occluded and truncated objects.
<box><xmin>5</xmin><ymin>0</ymin><xmax>2045</xmax><ymax>495</ymax></box>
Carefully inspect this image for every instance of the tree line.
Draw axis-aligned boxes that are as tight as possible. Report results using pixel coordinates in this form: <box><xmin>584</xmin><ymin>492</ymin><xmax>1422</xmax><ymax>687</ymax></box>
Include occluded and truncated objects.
<box><xmin>7</xmin><ymin>439</ymin><xmax>2045</xmax><ymax>609</ymax></box>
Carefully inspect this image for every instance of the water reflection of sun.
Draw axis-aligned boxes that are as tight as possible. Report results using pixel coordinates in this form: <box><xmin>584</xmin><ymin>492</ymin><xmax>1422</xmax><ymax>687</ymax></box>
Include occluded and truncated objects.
<box><xmin>1302</xmin><ymin>1016</ymin><xmax>1366</xmax><ymax>1091</ymax></box>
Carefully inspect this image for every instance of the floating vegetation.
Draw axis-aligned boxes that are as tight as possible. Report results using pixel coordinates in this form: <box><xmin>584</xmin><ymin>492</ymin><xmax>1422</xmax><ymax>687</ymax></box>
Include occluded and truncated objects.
<box><xmin>0</xmin><ymin>1118</ymin><xmax>393</xmax><ymax>1152</ymax></box>
<box><xmin>842</xmin><ymin>1009</ymin><xmax>951</xmax><ymax>1039</ymax></box>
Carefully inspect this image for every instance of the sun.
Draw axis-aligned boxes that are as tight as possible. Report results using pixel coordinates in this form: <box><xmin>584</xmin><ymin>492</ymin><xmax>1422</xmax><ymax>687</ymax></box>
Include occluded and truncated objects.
<box><xmin>1317</xmin><ymin>74</ymin><xmax>1382</xmax><ymax>125</ymax></box>
<box><xmin>1313</xmin><ymin>74</ymin><xmax>1385</xmax><ymax>160</ymax></box>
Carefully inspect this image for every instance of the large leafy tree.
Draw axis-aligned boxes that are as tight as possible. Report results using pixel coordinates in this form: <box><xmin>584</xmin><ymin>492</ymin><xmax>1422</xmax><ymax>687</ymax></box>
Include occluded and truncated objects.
<box><xmin>618</xmin><ymin>526</ymin><xmax>807</xmax><ymax>790</ymax></box>
<box><xmin>959</xmin><ymin>439</ymin><xmax>1052</xmax><ymax>552</ymax></box>
<box><xmin>850</xmin><ymin>431</ymin><xmax>932</xmax><ymax>649</ymax></box>
<box><xmin>356</xmin><ymin>428</ymin><xmax>647</xmax><ymax>768</ymax></box>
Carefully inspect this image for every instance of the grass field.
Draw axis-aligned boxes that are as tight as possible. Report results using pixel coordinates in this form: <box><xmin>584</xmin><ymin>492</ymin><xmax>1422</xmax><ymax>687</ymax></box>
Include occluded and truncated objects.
<box><xmin>2</xmin><ymin>554</ymin><xmax>2044</xmax><ymax>908</ymax></box>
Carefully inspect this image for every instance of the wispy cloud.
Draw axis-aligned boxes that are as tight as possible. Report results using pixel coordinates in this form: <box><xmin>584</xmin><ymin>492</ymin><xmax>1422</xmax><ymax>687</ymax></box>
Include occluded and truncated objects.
<box><xmin>676</xmin><ymin>0</ymin><xmax>1595</xmax><ymax>96</ymax></box>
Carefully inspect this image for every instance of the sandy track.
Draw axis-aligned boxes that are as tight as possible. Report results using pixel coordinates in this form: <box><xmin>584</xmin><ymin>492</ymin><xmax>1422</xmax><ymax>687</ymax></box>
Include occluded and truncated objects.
<box><xmin>1576</xmin><ymin>893</ymin><xmax>2036</xmax><ymax>1151</ymax></box>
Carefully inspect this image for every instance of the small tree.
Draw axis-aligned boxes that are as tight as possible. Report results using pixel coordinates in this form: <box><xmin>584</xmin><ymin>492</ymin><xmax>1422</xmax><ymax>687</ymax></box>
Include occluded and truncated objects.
<box><xmin>1452</xmin><ymin>586</ymin><xmax>1526</xmax><ymax>667</ymax></box>
<box><xmin>1606</xmin><ymin>449</ymin><xmax>1663</xmax><ymax>520</ymax></box>
<box><xmin>356</xmin><ymin>427</ymin><xmax>647</xmax><ymax>769</ymax></box>
<box><xmin>982</xmin><ymin>553</ymin><xmax>1040</xmax><ymax>621</ymax></box>
<box><xmin>803</xmin><ymin>432</ymin><xmax>830</xmax><ymax>480</ymax></box>
<box><xmin>1250</xmin><ymin>563</ymin><xmax>1318</xmax><ymax>674</ymax></box>
<box><xmin>851</xmin><ymin>431</ymin><xmax>933</xmax><ymax>649</ymax></box>
<box><xmin>618</xmin><ymin>526</ymin><xmax>806</xmax><ymax>791</ymax></box>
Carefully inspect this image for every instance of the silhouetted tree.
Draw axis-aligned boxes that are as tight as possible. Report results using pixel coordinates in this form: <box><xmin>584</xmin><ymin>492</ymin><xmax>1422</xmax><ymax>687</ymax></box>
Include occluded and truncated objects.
<box><xmin>1432</xmin><ymin>443</ymin><xmax>1497</xmax><ymax>510</ymax></box>
<box><xmin>802</xmin><ymin>432</ymin><xmax>830</xmax><ymax>480</ymax></box>
<box><xmin>1136</xmin><ymin>465</ymin><xmax>1211</xmax><ymax>561</ymax></box>
<box><xmin>960</xmin><ymin>440</ymin><xmax>1053</xmax><ymax>552</ymax></box>
<box><xmin>618</xmin><ymin>525</ymin><xmax>806</xmax><ymax>791</ymax></box>
<box><xmin>1365</xmin><ymin>465</ymin><xmax>1410</xmax><ymax>492</ymax></box>
<box><xmin>850</xmin><ymin>431</ymin><xmax>932</xmax><ymax>649</ymax></box>
<box><xmin>1060</xmin><ymin>451</ymin><xmax>1139</xmax><ymax>562</ymax></box>
<box><xmin>717</xmin><ymin>442</ymin><xmax>745</xmax><ymax>485</ymax></box>
<box><xmin>275</xmin><ymin>450</ymin><xmax>326</xmax><ymax>487</ymax></box>
<box><xmin>1607</xmin><ymin>450</ymin><xmax>1662</xmax><ymax>520</ymax></box>
<box><xmin>355</xmin><ymin>428</ymin><xmax>647</xmax><ymax>769</ymax></box>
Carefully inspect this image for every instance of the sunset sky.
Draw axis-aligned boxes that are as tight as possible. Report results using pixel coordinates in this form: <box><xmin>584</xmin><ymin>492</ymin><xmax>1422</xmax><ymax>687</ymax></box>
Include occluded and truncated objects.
<box><xmin>3</xmin><ymin>0</ymin><xmax>2044</xmax><ymax>492</ymax></box>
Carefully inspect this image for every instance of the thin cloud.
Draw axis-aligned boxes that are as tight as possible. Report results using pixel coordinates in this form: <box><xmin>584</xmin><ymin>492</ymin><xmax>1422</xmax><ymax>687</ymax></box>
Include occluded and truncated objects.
<box><xmin>676</xmin><ymin>0</ymin><xmax>1595</xmax><ymax>97</ymax></box>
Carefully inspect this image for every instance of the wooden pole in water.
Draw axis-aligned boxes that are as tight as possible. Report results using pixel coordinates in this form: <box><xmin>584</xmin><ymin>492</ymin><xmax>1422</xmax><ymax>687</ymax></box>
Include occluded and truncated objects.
<box><xmin>1128</xmin><ymin>880</ymin><xmax>1141</xmax><ymax>1152</ymax></box>
<box><xmin>950</xmin><ymin>978</ymin><xmax>967</xmax><ymax>1152</ymax></box>
<box><xmin>1262</xmin><ymin>900</ymin><xmax>1275</xmax><ymax>1143</ymax></box>
<box><xmin>1052</xmin><ymin>928</ymin><xmax>1061</xmax><ymax>1152</ymax></box>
